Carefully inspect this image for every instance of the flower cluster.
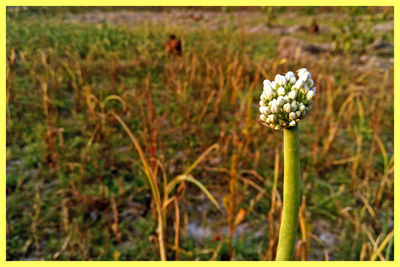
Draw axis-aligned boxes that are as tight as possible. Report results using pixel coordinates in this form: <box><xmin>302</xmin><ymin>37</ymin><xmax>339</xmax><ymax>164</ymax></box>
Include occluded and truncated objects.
<box><xmin>259</xmin><ymin>68</ymin><xmax>316</xmax><ymax>130</ymax></box>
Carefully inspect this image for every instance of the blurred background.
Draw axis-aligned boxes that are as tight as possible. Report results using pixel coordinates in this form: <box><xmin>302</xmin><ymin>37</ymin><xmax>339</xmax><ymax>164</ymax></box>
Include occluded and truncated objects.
<box><xmin>6</xmin><ymin>6</ymin><xmax>394</xmax><ymax>261</ymax></box>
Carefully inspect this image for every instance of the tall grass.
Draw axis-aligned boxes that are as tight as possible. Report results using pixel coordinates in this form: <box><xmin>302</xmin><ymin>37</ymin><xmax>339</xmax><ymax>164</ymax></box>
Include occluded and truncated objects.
<box><xmin>6</xmin><ymin>7</ymin><xmax>394</xmax><ymax>260</ymax></box>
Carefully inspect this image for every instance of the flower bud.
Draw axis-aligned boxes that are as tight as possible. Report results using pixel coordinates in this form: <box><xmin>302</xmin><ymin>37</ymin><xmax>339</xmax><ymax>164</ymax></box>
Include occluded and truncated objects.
<box><xmin>277</xmin><ymin>86</ymin><xmax>286</xmax><ymax>96</ymax></box>
<box><xmin>306</xmin><ymin>90</ymin><xmax>315</xmax><ymax>100</ymax></box>
<box><xmin>277</xmin><ymin>96</ymin><xmax>285</xmax><ymax>107</ymax></box>
<box><xmin>300</xmin><ymin>72</ymin><xmax>311</xmax><ymax>81</ymax></box>
<box><xmin>297</xmin><ymin>68</ymin><xmax>308</xmax><ymax>75</ymax></box>
<box><xmin>283</xmin><ymin>103</ymin><xmax>291</xmax><ymax>113</ymax></box>
<box><xmin>293</xmin><ymin>79</ymin><xmax>305</xmax><ymax>90</ymax></box>
<box><xmin>289</xmin><ymin>112</ymin><xmax>296</xmax><ymax>120</ymax></box>
<box><xmin>264</xmin><ymin>87</ymin><xmax>274</xmax><ymax>100</ymax></box>
<box><xmin>288</xmin><ymin>90</ymin><xmax>297</xmax><ymax>100</ymax></box>
<box><xmin>260</xmin><ymin>106</ymin><xmax>270</xmax><ymax>114</ymax></box>
<box><xmin>291</xmin><ymin>101</ymin><xmax>297</xmax><ymax>111</ymax></box>
<box><xmin>270</xmin><ymin>103</ymin><xmax>279</xmax><ymax>113</ymax></box>
<box><xmin>275</xmin><ymin>74</ymin><xmax>287</xmax><ymax>86</ymax></box>
<box><xmin>289</xmin><ymin>121</ymin><xmax>296</xmax><ymax>127</ymax></box>
<box><xmin>285</xmin><ymin>71</ymin><xmax>295</xmax><ymax>80</ymax></box>
<box><xmin>261</xmin><ymin>93</ymin><xmax>267</xmax><ymax>101</ymax></box>
<box><xmin>260</xmin><ymin>114</ymin><xmax>267</xmax><ymax>122</ymax></box>
<box><xmin>268</xmin><ymin>114</ymin><xmax>276</xmax><ymax>123</ymax></box>
<box><xmin>263</xmin><ymin>79</ymin><xmax>272</xmax><ymax>90</ymax></box>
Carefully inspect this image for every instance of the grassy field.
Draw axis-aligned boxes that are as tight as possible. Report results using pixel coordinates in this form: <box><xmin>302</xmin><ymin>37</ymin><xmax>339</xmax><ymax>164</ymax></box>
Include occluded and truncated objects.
<box><xmin>6</xmin><ymin>7</ymin><xmax>394</xmax><ymax>261</ymax></box>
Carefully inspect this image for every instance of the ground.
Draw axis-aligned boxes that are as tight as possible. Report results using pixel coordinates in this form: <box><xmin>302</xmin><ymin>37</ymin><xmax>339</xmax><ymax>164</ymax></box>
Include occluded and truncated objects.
<box><xmin>6</xmin><ymin>6</ymin><xmax>394</xmax><ymax>261</ymax></box>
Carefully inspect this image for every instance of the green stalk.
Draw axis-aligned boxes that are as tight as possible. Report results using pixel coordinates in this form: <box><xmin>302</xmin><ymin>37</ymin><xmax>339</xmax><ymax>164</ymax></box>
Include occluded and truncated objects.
<box><xmin>276</xmin><ymin>125</ymin><xmax>300</xmax><ymax>261</ymax></box>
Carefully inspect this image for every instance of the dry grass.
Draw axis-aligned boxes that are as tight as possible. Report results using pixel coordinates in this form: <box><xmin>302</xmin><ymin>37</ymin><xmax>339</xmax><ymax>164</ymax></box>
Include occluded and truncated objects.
<box><xmin>6</xmin><ymin>6</ymin><xmax>393</xmax><ymax>261</ymax></box>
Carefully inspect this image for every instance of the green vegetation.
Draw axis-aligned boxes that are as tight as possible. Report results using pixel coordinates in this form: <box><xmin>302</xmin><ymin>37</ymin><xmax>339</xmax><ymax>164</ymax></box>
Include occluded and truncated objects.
<box><xmin>6</xmin><ymin>7</ymin><xmax>393</xmax><ymax>261</ymax></box>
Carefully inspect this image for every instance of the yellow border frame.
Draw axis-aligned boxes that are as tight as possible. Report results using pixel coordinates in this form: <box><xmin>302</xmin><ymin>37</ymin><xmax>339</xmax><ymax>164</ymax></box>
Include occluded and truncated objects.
<box><xmin>1</xmin><ymin>1</ymin><xmax>398</xmax><ymax>264</ymax></box>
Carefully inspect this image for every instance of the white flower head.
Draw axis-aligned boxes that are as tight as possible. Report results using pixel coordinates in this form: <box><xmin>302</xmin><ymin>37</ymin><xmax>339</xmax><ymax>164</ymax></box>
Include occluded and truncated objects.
<box><xmin>259</xmin><ymin>68</ymin><xmax>316</xmax><ymax>130</ymax></box>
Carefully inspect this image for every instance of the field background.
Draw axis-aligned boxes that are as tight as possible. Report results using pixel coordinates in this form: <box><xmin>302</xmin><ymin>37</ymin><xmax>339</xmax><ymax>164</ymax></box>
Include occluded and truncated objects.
<box><xmin>6</xmin><ymin>6</ymin><xmax>394</xmax><ymax>261</ymax></box>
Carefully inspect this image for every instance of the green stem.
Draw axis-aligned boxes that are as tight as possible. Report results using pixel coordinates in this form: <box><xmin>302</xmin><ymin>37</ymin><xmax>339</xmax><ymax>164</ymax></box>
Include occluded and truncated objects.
<box><xmin>276</xmin><ymin>125</ymin><xmax>300</xmax><ymax>261</ymax></box>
